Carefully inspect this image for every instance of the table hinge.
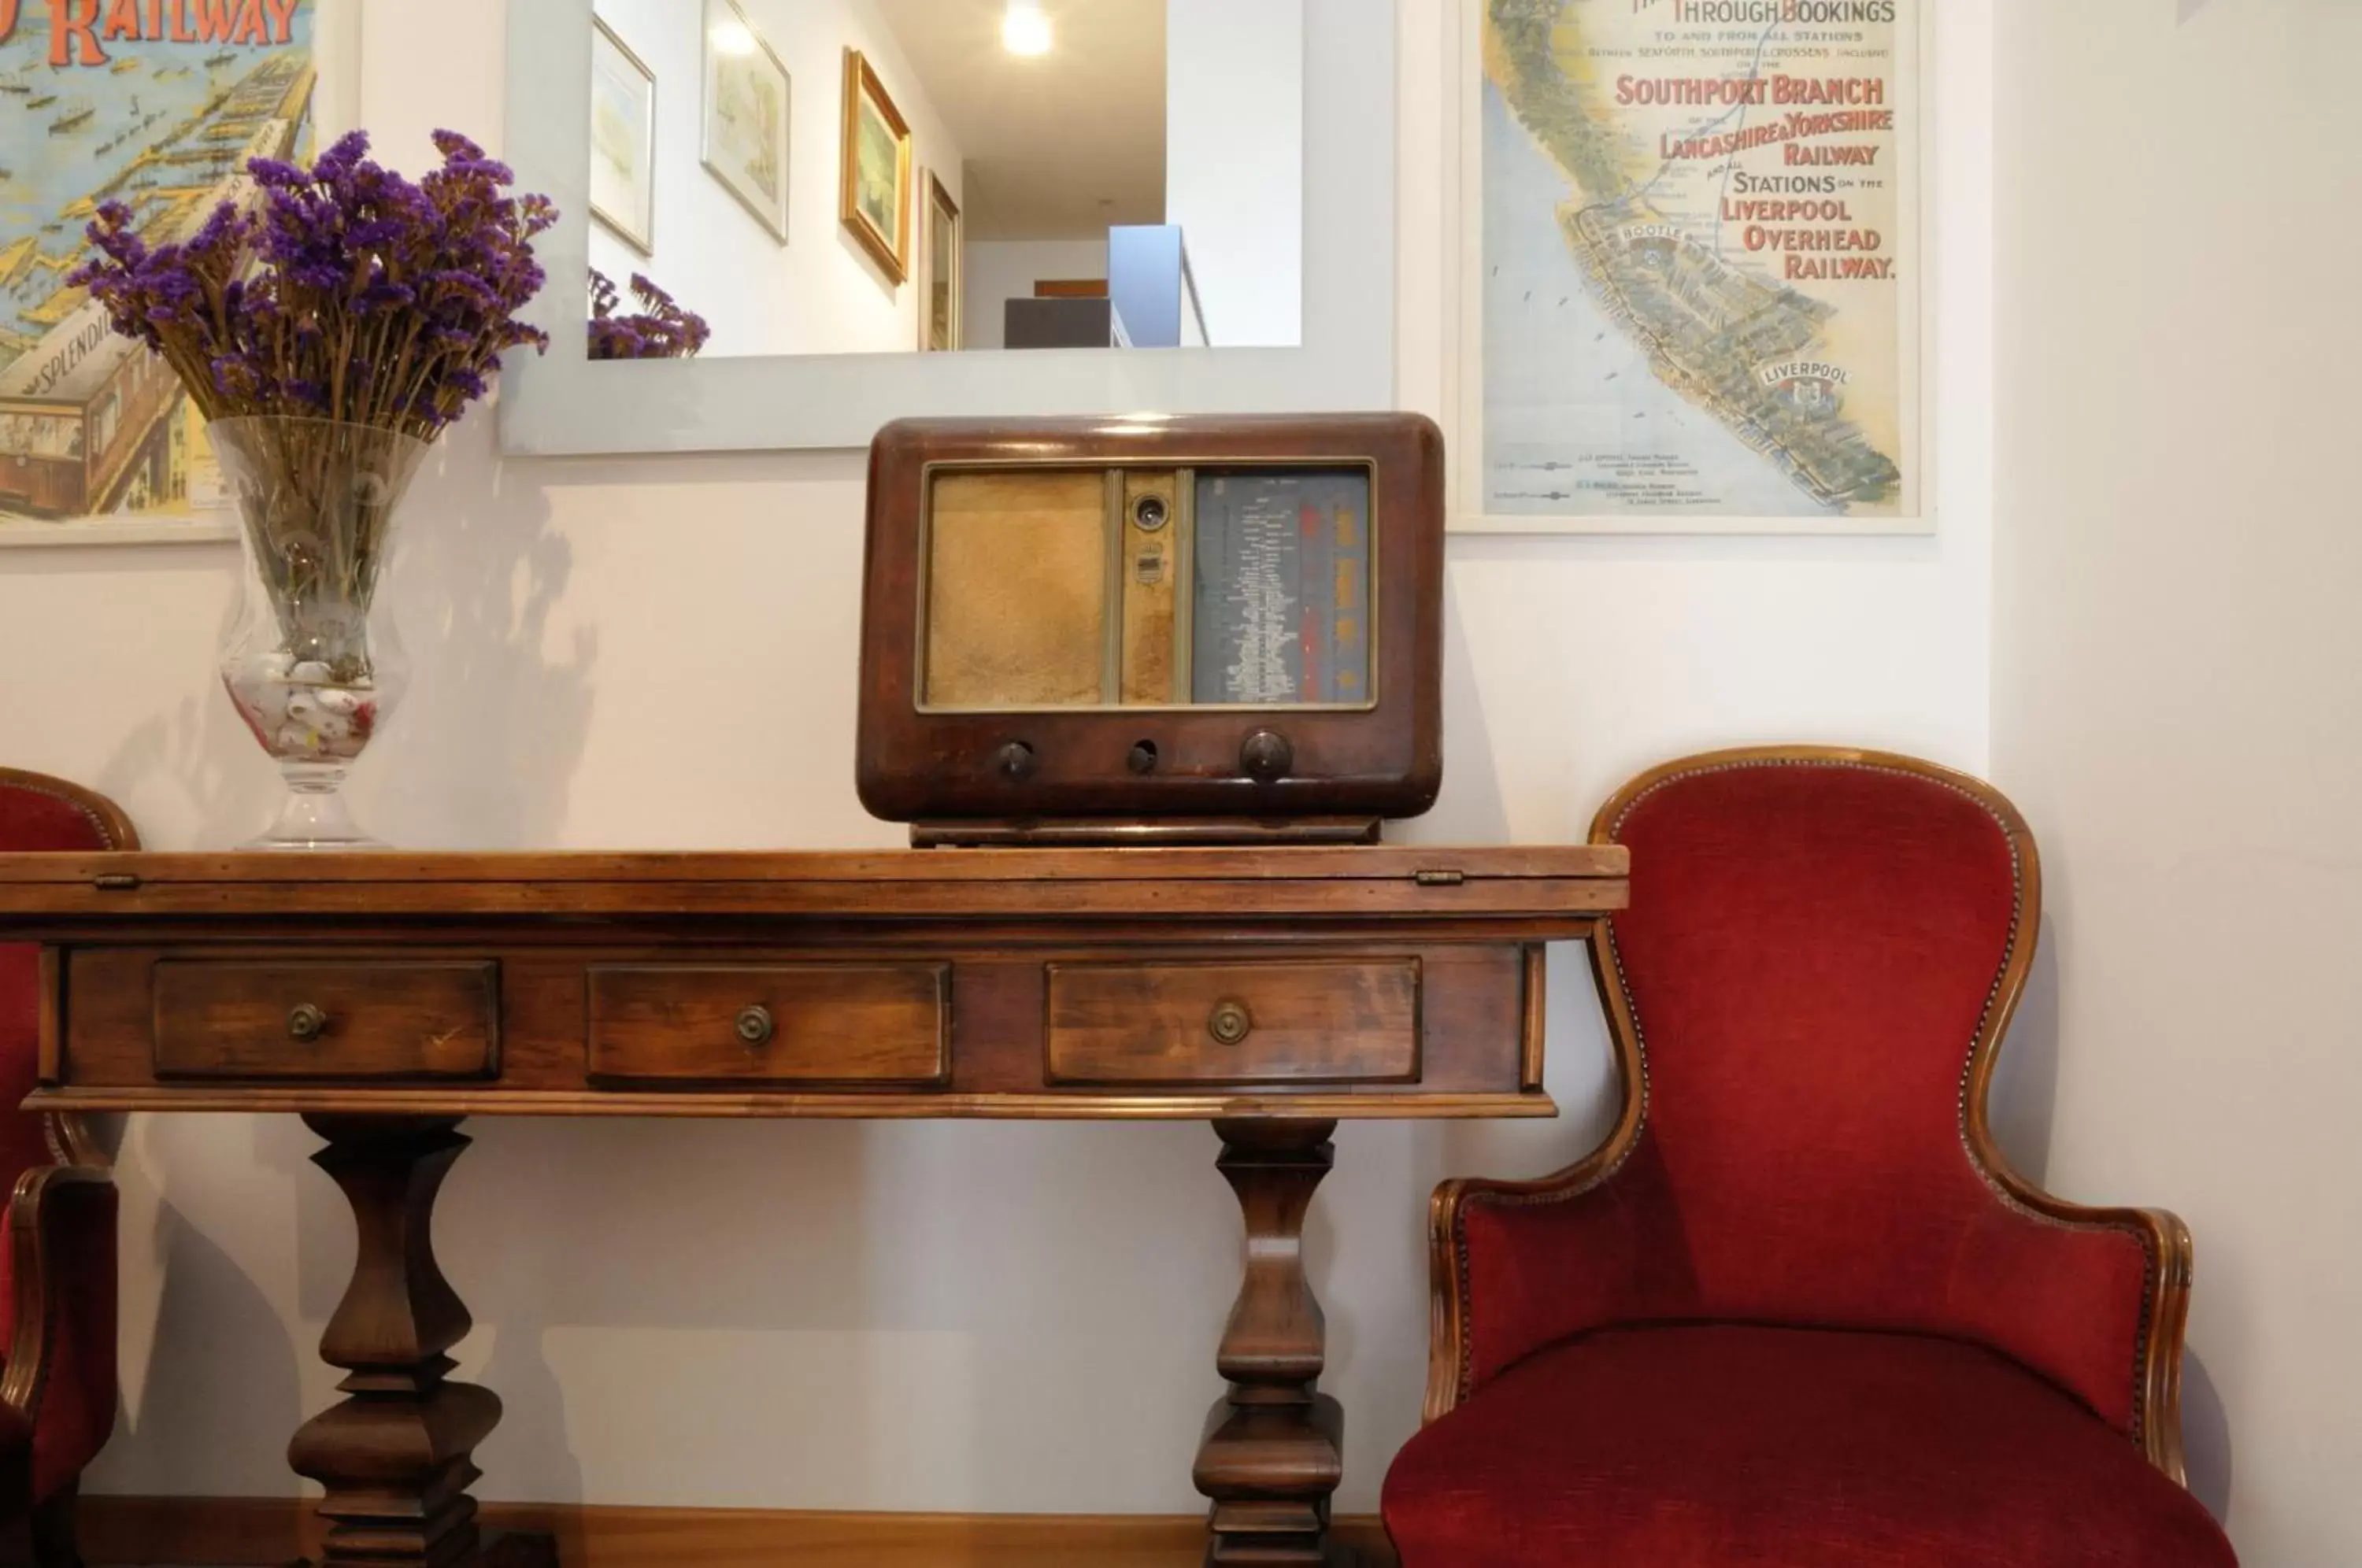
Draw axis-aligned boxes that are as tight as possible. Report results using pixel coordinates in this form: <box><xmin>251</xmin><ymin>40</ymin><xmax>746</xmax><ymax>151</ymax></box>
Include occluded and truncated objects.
<box><xmin>1414</xmin><ymin>868</ymin><xmax>1466</xmax><ymax>887</ymax></box>
<box><xmin>92</xmin><ymin>873</ymin><xmax>141</xmax><ymax>892</ymax></box>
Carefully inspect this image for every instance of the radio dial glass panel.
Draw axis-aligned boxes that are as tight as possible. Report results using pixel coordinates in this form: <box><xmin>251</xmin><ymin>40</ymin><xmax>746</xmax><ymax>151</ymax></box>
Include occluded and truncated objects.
<box><xmin>919</xmin><ymin>464</ymin><xmax>1377</xmax><ymax>715</ymax></box>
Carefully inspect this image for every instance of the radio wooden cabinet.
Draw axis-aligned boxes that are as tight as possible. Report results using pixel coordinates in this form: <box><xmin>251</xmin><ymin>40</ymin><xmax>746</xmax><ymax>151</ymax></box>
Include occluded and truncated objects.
<box><xmin>0</xmin><ymin>844</ymin><xmax>1625</xmax><ymax>1568</ymax></box>
<box><xmin>857</xmin><ymin>416</ymin><xmax>1446</xmax><ymax>840</ymax></box>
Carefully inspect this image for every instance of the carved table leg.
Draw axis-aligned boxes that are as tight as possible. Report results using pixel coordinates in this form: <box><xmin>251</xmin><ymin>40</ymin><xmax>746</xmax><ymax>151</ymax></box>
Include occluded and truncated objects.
<box><xmin>1194</xmin><ymin>1119</ymin><xmax>1352</xmax><ymax>1568</ymax></box>
<box><xmin>286</xmin><ymin>1116</ymin><xmax>554</xmax><ymax>1568</ymax></box>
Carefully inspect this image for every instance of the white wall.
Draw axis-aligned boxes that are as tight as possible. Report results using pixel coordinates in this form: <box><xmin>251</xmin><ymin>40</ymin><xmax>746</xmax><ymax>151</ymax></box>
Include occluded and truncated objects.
<box><xmin>1165</xmin><ymin>0</ymin><xmax>1304</xmax><ymax>348</ymax></box>
<box><xmin>584</xmin><ymin>0</ymin><xmax>961</xmax><ymax>356</ymax></box>
<box><xmin>1990</xmin><ymin>0</ymin><xmax>2362</xmax><ymax>1560</ymax></box>
<box><xmin>0</xmin><ymin>0</ymin><xmax>1990</xmax><ymax>1518</ymax></box>
<box><xmin>961</xmin><ymin>239</ymin><xmax>1107</xmax><ymax>352</ymax></box>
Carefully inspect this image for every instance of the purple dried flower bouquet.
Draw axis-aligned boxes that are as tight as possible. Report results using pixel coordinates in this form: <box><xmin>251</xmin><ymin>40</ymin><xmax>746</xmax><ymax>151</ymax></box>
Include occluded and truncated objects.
<box><xmin>588</xmin><ymin>269</ymin><xmax>712</xmax><ymax>361</ymax></box>
<box><xmin>70</xmin><ymin>131</ymin><xmax>557</xmax><ymax>849</ymax></box>
<box><xmin>73</xmin><ymin>128</ymin><xmax>554</xmax><ymax>435</ymax></box>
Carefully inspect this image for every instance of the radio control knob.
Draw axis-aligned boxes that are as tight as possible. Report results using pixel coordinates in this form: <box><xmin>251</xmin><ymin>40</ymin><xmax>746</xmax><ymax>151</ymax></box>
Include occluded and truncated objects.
<box><xmin>997</xmin><ymin>741</ymin><xmax>1038</xmax><ymax>782</ymax></box>
<box><xmin>1239</xmin><ymin>730</ymin><xmax>1294</xmax><ymax>782</ymax></box>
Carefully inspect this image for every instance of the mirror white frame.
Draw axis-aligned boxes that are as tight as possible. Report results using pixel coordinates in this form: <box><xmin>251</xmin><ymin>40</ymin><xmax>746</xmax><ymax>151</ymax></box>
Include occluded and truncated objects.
<box><xmin>499</xmin><ymin>0</ymin><xmax>1398</xmax><ymax>456</ymax></box>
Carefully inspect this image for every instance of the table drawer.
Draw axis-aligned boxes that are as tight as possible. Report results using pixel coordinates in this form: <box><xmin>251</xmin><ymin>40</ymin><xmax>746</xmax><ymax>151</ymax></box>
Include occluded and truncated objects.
<box><xmin>1046</xmin><ymin>959</ymin><xmax>1420</xmax><ymax>1085</ymax></box>
<box><xmin>587</xmin><ymin>963</ymin><xmax>950</xmax><ymax>1085</ymax></box>
<box><xmin>154</xmin><ymin>961</ymin><xmax>498</xmax><ymax>1081</ymax></box>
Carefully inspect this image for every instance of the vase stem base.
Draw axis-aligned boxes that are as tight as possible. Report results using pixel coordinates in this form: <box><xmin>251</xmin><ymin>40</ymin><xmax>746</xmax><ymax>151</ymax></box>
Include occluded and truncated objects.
<box><xmin>245</xmin><ymin>765</ymin><xmax>384</xmax><ymax>852</ymax></box>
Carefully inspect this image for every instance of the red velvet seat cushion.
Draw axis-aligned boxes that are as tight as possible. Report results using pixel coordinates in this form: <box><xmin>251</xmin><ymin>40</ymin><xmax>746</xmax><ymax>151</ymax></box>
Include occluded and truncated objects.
<box><xmin>1384</xmin><ymin>1324</ymin><xmax>2236</xmax><ymax>1568</ymax></box>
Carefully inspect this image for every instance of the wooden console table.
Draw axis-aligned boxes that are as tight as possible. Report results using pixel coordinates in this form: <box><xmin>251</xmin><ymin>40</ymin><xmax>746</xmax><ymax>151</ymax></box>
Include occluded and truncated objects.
<box><xmin>0</xmin><ymin>845</ymin><xmax>1627</xmax><ymax>1568</ymax></box>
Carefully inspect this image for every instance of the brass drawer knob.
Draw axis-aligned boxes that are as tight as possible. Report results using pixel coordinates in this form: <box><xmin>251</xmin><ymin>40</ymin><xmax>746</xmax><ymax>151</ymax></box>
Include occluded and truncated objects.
<box><xmin>1207</xmin><ymin>1000</ymin><xmax>1253</xmax><ymax>1046</ymax></box>
<box><xmin>735</xmin><ymin>1004</ymin><xmax>776</xmax><ymax>1047</ymax></box>
<box><xmin>287</xmin><ymin>1004</ymin><xmax>328</xmax><ymax>1043</ymax></box>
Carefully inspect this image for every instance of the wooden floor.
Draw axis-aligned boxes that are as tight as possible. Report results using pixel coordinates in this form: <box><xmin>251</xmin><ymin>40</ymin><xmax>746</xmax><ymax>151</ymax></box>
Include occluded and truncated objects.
<box><xmin>82</xmin><ymin>1499</ymin><xmax>1401</xmax><ymax>1568</ymax></box>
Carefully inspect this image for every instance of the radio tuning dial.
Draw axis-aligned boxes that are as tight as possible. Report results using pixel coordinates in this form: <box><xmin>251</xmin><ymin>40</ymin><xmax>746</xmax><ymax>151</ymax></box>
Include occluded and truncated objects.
<box><xmin>1239</xmin><ymin>730</ymin><xmax>1294</xmax><ymax>782</ymax></box>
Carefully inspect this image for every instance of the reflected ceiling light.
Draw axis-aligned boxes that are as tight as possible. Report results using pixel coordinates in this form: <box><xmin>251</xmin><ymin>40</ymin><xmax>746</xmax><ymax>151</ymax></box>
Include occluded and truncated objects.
<box><xmin>1002</xmin><ymin>1</ymin><xmax>1053</xmax><ymax>56</ymax></box>
<box><xmin>710</xmin><ymin>19</ymin><xmax>757</xmax><ymax>56</ymax></box>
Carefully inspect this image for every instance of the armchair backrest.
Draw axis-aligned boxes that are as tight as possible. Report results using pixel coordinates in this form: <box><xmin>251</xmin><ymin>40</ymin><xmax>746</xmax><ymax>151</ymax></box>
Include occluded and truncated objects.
<box><xmin>1587</xmin><ymin>748</ymin><xmax>2149</xmax><ymax>1424</ymax></box>
<box><xmin>0</xmin><ymin>770</ymin><xmax>137</xmax><ymax>1178</ymax></box>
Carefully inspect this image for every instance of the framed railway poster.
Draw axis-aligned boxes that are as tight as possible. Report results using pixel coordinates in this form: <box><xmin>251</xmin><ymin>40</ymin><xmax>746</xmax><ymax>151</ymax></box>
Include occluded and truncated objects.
<box><xmin>0</xmin><ymin>0</ymin><xmax>359</xmax><ymax>547</ymax></box>
<box><xmin>1449</xmin><ymin>0</ymin><xmax>1929</xmax><ymax>535</ymax></box>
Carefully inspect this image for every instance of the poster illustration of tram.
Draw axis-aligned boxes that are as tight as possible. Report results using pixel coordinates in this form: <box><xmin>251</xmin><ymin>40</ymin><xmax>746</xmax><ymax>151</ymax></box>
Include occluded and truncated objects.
<box><xmin>0</xmin><ymin>0</ymin><xmax>330</xmax><ymax>543</ymax></box>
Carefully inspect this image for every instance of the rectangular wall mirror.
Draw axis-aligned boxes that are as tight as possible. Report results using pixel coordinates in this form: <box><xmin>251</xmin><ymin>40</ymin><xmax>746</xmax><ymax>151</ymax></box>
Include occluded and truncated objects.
<box><xmin>503</xmin><ymin>0</ymin><xmax>1398</xmax><ymax>454</ymax></box>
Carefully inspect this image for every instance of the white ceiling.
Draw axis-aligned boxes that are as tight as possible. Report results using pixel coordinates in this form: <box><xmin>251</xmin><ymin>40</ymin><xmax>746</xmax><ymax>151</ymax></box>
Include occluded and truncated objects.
<box><xmin>870</xmin><ymin>0</ymin><xmax>1167</xmax><ymax>241</ymax></box>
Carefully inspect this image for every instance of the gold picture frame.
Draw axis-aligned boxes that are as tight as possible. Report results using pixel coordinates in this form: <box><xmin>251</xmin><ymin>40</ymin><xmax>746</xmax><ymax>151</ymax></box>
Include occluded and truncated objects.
<box><xmin>840</xmin><ymin>48</ymin><xmax>913</xmax><ymax>285</ymax></box>
<box><xmin>919</xmin><ymin>172</ymin><xmax>963</xmax><ymax>351</ymax></box>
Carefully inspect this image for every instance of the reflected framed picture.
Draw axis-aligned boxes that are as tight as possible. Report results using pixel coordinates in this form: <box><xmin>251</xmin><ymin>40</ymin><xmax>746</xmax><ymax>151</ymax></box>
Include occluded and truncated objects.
<box><xmin>589</xmin><ymin>17</ymin><xmax>657</xmax><ymax>255</ymax></box>
<box><xmin>840</xmin><ymin>48</ymin><xmax>913</xmax><ymax>284</ymax></box>
<box><xmin>700</xmin><ymin>0</ymin><xmax>790</xmax><ymax>242</ymax></box>
<box><xmin>918</xmin><ymin>172</ymin><xmax>962</xmax><ymax>351</ymax></box>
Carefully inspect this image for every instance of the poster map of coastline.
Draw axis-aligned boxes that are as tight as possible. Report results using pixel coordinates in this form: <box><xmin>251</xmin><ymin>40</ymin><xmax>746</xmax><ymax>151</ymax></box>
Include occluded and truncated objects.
<box><xmin>0</xmin><ymin>0</ymin><xmax>318</xmax><ymax>536</ymax></box>
<box><xmin>1483</xmin><ymin>0</ymin><xmax>1918</xmax><ymax>523</ymax></box>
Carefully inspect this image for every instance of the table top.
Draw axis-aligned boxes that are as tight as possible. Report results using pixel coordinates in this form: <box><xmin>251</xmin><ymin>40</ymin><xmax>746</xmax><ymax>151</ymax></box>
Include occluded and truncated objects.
<box><xmin>0</xmin><ymin>845</ymin><xmax>1629</xmax><ymax>923</ymax></box>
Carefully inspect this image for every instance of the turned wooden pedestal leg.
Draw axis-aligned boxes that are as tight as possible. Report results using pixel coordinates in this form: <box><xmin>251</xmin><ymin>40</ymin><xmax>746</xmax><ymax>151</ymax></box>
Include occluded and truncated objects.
<box><xmin>287</xmin><ymin>1116</ymin><xmax>552</xmax><ymax>1568</ymax></box>
<box><xmin>1194</xmin><ymin>1119</ymin><xmax>1351</xmax><ymax>1568</ymax></box>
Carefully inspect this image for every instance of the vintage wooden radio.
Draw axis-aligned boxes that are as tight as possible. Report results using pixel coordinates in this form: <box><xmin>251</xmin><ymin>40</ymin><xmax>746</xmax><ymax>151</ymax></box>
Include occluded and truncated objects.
<box><xmin>857</xmin><ymin>414</ymin><xmax>1445</xmax><ymax>843</ymax></box>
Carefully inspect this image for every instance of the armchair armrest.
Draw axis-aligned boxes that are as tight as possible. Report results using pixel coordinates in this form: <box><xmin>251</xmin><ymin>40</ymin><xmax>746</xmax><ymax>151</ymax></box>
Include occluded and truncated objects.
<box><xmin>1</xmin><ymin>1157</ymin><xmax>117</xmax><ymax>1501</ymax></box>
<box><xmin>1423</xmin><ymin>945</ymin><xmax>1650</xmax><ymax>1424</ymax></box>
<box><xmin>1423</xmin><ymin>1126</ymin><xmax>1644</xmax><ymax>1425</ymax></box>
<box><xmin>1951</xmin><ymin>1026</ymin><xmax>2195</xmax><ymax>1481</ymax></box>
<box><xmin>1958</xmin><ymin>1159</ymin><xmax>2194</xmax><ymax>1481</ymax></box>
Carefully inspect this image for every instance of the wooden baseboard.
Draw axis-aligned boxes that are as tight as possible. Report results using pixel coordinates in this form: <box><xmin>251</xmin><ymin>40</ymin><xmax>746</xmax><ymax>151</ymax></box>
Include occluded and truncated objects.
<box><xmin>81</xmin><ymin>1496</ymin><xmax>1401</xmax><ymax>1567</ymax></box>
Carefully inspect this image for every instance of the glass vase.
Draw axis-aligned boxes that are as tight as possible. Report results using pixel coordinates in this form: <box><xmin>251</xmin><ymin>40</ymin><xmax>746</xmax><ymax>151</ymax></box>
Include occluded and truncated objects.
<box><xmin>211</xmin><ymin>416</ymin><xmax>431</xmax><ymax>851</ymax></box>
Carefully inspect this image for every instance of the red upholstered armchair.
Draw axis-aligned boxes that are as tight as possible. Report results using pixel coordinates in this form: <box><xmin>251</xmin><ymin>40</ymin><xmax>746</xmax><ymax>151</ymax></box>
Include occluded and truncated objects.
<box><xmin>0</xmin><ymin>769</ymin><xmax>132</xmax><ymax>1568</ymax></box>
<box><xmin>1385</xmin><ymin>747</ymin><xmax>2237</xmax><ymax>1566</ymax></box>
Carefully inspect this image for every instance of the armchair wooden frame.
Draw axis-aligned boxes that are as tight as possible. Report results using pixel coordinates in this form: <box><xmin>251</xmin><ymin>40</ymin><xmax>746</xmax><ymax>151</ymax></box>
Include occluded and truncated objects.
<box><xmin>0</xmin><ymin>767</ymin><xmax>135</xmax><ymax>1556</ymax></box>
<box><xmin>1420</xmin><ymin>745</ymin><xmax>2196</xmax><ymax>1484</ymax></box>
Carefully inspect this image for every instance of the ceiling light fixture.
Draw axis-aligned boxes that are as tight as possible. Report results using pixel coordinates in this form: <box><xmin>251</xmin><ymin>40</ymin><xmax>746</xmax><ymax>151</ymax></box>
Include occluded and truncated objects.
<box><xmin>1002</xmin><ymin>1</ymin><xmax>1053</xmax><ymax>56</ymax></box>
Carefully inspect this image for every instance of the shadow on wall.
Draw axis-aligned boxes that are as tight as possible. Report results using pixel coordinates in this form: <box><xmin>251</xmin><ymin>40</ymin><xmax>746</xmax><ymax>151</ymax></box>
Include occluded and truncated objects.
<box><xmin>395</xmin><ymin>1115</ymin><xmax>1235</xmax><ymax>1511</ymax></box>
<box><xmin>2183</xmin><ymin>1350</ymin><xmax>2233</xmax><ymax>1525</ymax></box>
<box><xmin>68</xmin><ymin>416</ymin><xmax>598</xmax><ymax>851</ymax></box>
<box><xmin>1988</xmin><ymin>912</ymin><xmax>2238</xmax><ymax>1530</ymax></box>
<box><xmin>1418</xmin><ymin>570</ymin><xmax>1624</xmax><ymax>1185</ymax></box>
<box><xmin>94</xmin><ymin>1121</ymin><xmax>305</xmax><ymax>1498</ymax></box>
<box><xmin>31</xmin><ymin>542</ymin><xmax>276</xmax><ymax>848</ymax></box>
<box><xmin>360</xmin><ymin>420</ymin><xmax>597</xmax><ymax>849</ymax></box>
<box><xmin>1989</xmin><ymin>914</ymin><xmax>2064</xmax><ymax>1187</ymax></box>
